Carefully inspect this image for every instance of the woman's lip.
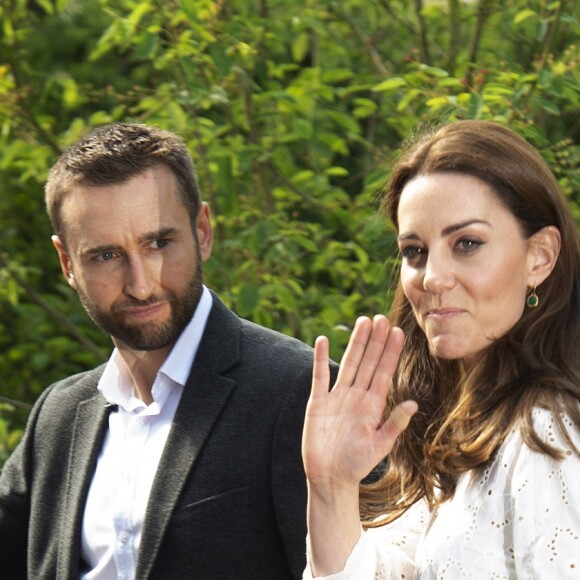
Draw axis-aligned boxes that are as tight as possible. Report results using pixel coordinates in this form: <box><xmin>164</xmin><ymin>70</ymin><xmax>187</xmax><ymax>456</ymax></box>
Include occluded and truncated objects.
<box><xmin>426</xmin><ymin>308</ymin><xmax>465</xmax><ymax>318</ymax></box>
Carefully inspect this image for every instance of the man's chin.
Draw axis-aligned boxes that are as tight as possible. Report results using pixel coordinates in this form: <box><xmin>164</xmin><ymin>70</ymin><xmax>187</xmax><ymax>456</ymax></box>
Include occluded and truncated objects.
<box><xmin>114</xmin><ymin>335</ymin><xmax>177</xmax><ymax>352</ymax></box>
<box><xmin>110</xmin><ymin>323</ymin><xmax>180</xmax><ymax>352</ymax></box>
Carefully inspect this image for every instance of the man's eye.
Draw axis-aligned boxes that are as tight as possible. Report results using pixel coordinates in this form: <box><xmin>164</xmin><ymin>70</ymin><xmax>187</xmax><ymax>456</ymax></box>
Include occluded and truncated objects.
<box><xmin>151</xmin><ymin>239</ymin><xmax>169</xmax><ymax>249</ymax></box>
<box><xmin>99</xmin><ymin>251</ymin><xmax>116</xmax><ymax>262</ymax></box>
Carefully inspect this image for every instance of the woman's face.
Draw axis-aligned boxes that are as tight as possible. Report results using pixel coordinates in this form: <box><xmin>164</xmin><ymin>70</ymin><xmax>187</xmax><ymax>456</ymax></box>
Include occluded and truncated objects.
<box><xmin>397</xmin><ymin>172</ymin><xmax>537</xmax><ymax>368</ymax></box>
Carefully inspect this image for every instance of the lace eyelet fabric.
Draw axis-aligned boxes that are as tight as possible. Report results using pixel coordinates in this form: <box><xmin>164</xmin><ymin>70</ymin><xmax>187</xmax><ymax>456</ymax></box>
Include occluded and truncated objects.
<box><xmin>304</xmin><ymin>408</ymin><xmax>580</xmax><ymax>579</ymax></box>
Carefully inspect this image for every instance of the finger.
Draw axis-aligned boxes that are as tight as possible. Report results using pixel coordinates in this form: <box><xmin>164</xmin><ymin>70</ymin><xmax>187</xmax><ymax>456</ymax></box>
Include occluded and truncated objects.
<box><xmin>334</xmin><ymin>317</ymin><xmax>372</xmax><ymax>388</ymax></box>
<box><xmin>379</xmin><ymin>400</ymin><xmax>418</xmax><ymax>444</ymax></box>
<box><xmin>311</xmin><ymin>335</ymin><xmax>331</xmax><ymax>399</ymax></box>
<box><xmin>350</xmin><ymin>315</ymin><xmax>390</xmax><ymax>390</ymax></box>
<box><xmin>368</xmin><ymin>326</ymin><xmax>404</xmax><ymax>397</ymax></box>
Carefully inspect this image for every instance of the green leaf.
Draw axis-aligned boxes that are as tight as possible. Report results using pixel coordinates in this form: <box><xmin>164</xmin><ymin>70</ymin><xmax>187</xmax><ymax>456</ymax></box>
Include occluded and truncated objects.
<box><xmin>35</xmin><ymin>0</ymin><xmax>55</xmax><ymax>15</ymax></box>
<box><xmin>291</xmin><ymin>170</ymin><xmax>315</xmax><ymax>184</ymax></box>
<box><xmin>2</xmin><ymin>16</ymin><xmax>14</xmax><ymax>44</ymax></box>
<box><xmin>292</xmin><ymin>32</ymin><xmax>310</xmax><ymax>63</ymax></box>
<box><xmin>426</xmin><ymin>96</ymin><xmax>450</xmax><ymax>110</ymax></box>
<box><xmin>135</xmin><ymin>31</ymin><xmax>159</xmax><ymax>59</ymax></box>
<box><xmin>325</xmin><ymin>166</ymin><xmax>349</xmax><ymax>177</ymax></box>
<box><xmin>293</xmin><ymin>118</ymin><xmax>314</xmax><ymax>139</ymax></box>
<box><xmin>61</xmin><ymin>77</ymin><xmax>80</xmax><ymax>109</ymax></box>
<box><xmin>396</xmin><ymin>88</ymin><xmax>421</xmax><ymax>111</ymax></box>
<box><xmin>372</xmin><ymin>77</ymin><xmax>407</xmax><ymax>92</ymax></box>
<box><xmin>417</xmin><ymin>64</ymin><xmax>449</xmax><ymax>78</ymax></box>
<box><xmin>127</xmin><ymin>2</ymin><xmax>151</xmax><ymax>32</ymax></box>
<box><xmin>179</xmin><ymin>0</ymin><xmax>200</xmax><ymax>21</ymax></box>
<box><xmin>236</xmin><ymin>285</ymin><xmax>260</xmax><ymax>317</ymax></box>
<box><xmin>321</xmin><ymin>68</ymin><xmax>354</xmax><ymax>84</ymax></box>
<box><xmin>352</xmin><ymin>97</ymin><xmax>377</xmax><ymax>119</ymax></box>
<box><xmin>513</xmin><ymin>9</ymin><xmax>537</xmax><ymax>25</ymax></box>
<box><xmin>167</xmin><ymin>101</ymin><xmax>188</xmax><ymax>131</ymax></box>
<box><xmin>533</xmin><ymin>97</ymin><xmax>560</xmax><ymax>115</ymax></box>
<box><xmin>536</xmin><ymin>19</ymin><xmax>548</xmax><ymax>41</ymax></box>
<box><xmin>468</xmin><ymin>92</ymin><xmax>483</xmax><ymax>118</ymax></box>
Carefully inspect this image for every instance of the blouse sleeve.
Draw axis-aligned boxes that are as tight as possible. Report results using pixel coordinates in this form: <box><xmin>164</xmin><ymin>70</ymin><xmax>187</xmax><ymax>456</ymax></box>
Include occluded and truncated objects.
<box><xmin>303</xmin><ymin>499</ymin><xmax>428</xmax><ymax>580</ymax></box>
<box><xmin>510</xmin><ymin>409</ymin><xmax>580</xmax><ymax>576</ymax></box>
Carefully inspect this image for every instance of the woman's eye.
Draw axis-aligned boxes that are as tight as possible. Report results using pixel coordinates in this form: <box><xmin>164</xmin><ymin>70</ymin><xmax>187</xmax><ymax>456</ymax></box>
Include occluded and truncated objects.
<box><xmin>400</xmin><ymin>246</ymin><xmax>425</xmax><ymax>261</ymax></box>
<box><xmin>456</xmin><ymin>239</ymin><xmax>483</xmax><ymax>253</ymax></box>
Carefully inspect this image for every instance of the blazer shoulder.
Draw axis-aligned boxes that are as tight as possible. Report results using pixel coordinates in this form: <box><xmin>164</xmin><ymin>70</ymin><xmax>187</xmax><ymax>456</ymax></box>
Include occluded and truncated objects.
<box><xmin>240</xmin><ymin>317</ymin><xmax>314</xmax><ymax>357</ymax></box>
<box><xmin>203</xmin><ymin>292</ymin><xmax>315</xmax><ymax>370</ymax></box>
<box><xmin>49</xmin><ymin>363</ymin><xmax>107</xmax><ymax>395</ymax></box>
<box><xmin>239</xmin><ymin>317</ymin><xmax>340</xmax><ymax>375</ymax></box>
<box><xmin>33</xmin><ymin>364</ymin><xmax>107</xmax><ymax>417</ymax></box>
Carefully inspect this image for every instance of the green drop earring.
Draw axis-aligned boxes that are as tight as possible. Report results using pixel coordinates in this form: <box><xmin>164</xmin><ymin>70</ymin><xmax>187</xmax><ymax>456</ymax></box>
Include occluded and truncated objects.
<box><xmin>526</xmin><ymin>284</ymin><xmax>539</xmax><ymax>309</ymax></box>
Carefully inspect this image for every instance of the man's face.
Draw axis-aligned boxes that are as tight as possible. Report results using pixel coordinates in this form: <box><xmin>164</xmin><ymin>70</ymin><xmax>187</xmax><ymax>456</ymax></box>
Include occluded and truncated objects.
<box><xmin>53</xmin><ymin>165</ymin><xmax>213</xmax><ymax>353</ymax></box>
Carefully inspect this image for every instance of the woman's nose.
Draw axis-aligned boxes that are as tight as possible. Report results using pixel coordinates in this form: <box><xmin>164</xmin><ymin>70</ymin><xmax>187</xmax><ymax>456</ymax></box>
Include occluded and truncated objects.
<box><xmin>422</xmin><ymin>254</ymin><xmax>455</xmax><ymax>293</ymax></box>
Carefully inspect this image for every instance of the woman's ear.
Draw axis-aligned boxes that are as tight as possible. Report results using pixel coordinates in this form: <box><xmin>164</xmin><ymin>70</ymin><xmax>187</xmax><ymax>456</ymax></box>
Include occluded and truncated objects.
<box><xmin>526</xmin><ymin>226</ymin><xmax>561</xmax><ymax>287</ymax></box>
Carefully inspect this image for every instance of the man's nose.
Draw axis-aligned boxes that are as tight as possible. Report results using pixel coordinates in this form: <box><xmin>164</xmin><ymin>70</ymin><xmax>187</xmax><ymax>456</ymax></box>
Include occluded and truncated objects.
<box><xmin>124</xmin><ymin>256</ymin><xmax>156</xmax><ymax>301</ymax></box>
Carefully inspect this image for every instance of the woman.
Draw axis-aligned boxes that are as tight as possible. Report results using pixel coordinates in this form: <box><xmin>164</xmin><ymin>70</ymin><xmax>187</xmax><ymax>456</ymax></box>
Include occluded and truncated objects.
<box><xmin>302</xmin><ymin>120</ymin><xmax>580</xmax><ymax>578</ymax></box>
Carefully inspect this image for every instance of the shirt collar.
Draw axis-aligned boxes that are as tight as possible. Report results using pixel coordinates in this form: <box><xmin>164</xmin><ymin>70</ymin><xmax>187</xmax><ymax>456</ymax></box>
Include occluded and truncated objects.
<box><xmin>159</xmin><ymin>285</ymin><xmax>212</xmax><ymax>386</ymax></box>
<box><xmin>97</xmin><ymin>285</ymin><xmax>213</xmax><ymax>410</ymax></box>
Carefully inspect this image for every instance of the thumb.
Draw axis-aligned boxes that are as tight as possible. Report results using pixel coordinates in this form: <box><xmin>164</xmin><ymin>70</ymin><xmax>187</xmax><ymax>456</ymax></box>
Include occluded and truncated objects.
<box><xmin>380</xmin><ymin>400</ymin><xmax>418</xmax><ymax>441</ymax></box>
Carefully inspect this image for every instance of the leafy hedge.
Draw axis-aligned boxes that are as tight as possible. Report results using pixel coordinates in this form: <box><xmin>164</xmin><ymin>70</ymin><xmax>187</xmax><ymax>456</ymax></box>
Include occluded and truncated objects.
<box><xmin>1</xmin><ymin>0</ymin><xmax>578</xmax><ymax>464</ymax></box>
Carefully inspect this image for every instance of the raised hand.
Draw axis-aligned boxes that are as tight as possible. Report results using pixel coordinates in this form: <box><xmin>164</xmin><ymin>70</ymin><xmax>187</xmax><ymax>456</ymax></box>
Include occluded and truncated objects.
<box><xmin>303</xmin><ymin>315</ymin><xmax>417</xmax><ymax>489</ymax></box>
<box><xmin>303</xmin><ymin>315</ymin><xmax>417</xmax><ymax>576</ymax></box>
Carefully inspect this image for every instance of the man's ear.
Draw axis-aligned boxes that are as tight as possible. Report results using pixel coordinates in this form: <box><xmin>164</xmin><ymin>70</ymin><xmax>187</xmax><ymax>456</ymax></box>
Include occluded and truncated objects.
<box><xmin>526</xmin><ymin>226</ymin><xmax>561</xmax><ymax>287</ymax></box>
<box><xmin>196</xmin><ymin>202</ymin><xmax>213</xmax><ymax>262</ymax></box>
<box><xmin>51</xmin><ymin>235</ymin><xmax>77</xmax><ymax>290</ymax></box>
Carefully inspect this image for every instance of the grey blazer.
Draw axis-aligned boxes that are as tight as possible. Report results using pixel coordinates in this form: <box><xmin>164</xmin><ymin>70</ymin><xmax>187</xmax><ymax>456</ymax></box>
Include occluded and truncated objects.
<box><xmin>0</xmin><ymin>295</ymin><xmax>326</xmax><ymax>579</ymax></box>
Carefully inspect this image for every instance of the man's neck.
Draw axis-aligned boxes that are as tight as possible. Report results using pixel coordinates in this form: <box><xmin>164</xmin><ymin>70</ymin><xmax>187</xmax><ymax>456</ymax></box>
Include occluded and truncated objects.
<box><xmin>114</xmin><ymin>343</ymin><xmax>173</xmax><ymax>405</ymax></box>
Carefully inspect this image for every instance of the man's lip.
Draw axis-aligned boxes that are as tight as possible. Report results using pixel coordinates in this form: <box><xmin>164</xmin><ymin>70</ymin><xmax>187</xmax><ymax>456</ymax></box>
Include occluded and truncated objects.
<box><xmin>120</xmin><ymin>303</ymin><xmax>165</xmax><ymax>318</ymax></box>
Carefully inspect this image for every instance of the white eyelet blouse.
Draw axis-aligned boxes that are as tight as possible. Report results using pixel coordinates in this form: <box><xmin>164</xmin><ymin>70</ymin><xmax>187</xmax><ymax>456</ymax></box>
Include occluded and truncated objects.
<box><xmin>304</xmin><ymin>408</ymin><xmax>580</xmax><ymax>579</ymax></box>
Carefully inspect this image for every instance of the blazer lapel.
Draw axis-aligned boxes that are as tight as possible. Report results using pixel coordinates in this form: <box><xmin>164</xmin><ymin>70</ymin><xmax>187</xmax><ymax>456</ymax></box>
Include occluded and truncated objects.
<box><xmin>57</xmin><ymin>389</ymin><xmax>110</xmax><ymax>580</ymax></box>
<box><xmin>136</xmin><ymin>295</ymin><xmax>241</xmax><ymax>579</ymax></box>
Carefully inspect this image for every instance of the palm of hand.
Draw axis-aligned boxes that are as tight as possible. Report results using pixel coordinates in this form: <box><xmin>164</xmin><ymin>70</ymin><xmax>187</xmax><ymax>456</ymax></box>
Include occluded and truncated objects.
<box><xmin>304</xmin><ymin>383</ymin><xmax>393</xmax><ymax>485</ymax></box>
<box><xmin>302</xmin><ymin>316</ymin><xmax>416</xmax><ymax>488</ymax></box>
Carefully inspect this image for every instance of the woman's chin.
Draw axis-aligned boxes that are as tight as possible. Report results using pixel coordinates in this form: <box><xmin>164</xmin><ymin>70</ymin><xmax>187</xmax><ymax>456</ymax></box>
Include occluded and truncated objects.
<box><xmin>429</xmin><ymin>341</ymin><xmax>485</xmax><ymax>370</ymax></box>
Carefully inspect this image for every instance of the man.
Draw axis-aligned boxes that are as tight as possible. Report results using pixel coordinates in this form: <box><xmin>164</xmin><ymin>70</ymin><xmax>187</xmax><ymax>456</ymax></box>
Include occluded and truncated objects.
<box><xmin>0</xmin><ymin>123</ymin><xmax>327</xmax><ymax>579</ymax></box>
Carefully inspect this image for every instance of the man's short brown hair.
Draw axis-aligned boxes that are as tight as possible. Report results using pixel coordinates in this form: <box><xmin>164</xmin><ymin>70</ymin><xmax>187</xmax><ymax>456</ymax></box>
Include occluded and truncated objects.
<box><xmin>45</xmin><ymin>123</ymin><xmax>202</xmax><ymax>241</ymax></box>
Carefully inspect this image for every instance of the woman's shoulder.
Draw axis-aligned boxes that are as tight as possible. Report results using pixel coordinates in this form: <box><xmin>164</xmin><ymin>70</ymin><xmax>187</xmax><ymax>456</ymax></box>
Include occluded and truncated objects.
<box><xmin>528</xmin><ymin>406</ymin><xmax>580</xmax><ymax>450</ymax></box>
<box><xmin>495</xmin><ymin>406</ymin><xmax>580</xmax><ymax>491</ymax></box>
<box><xmin>485</xmin><ymin>406</ymin><xmax>579</xmax><ymax>492</ymax></box>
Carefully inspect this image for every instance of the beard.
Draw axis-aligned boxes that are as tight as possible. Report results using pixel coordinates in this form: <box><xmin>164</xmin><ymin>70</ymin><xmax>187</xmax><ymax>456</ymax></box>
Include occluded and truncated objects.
<box><xmin>77</xmin><ymin>258</ymin><xmax>204</xmax><ymax>352</ymax></box>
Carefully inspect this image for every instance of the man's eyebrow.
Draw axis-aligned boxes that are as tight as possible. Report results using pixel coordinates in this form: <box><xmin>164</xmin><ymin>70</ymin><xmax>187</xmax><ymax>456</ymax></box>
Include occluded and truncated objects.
<box><xmin>81</xmin><ymin>227</ymin><xmax>179</xmax><ymax>257</ymax></box>
<box><xmin>397</xmin><ymin>219</ymin><xmax>490</xmax><ymax>242</ymax></box>
<box><xmin>138</xmin><ymin>226</ymin><xmax>178</xmax><ymax>244</ymax></box>
<box><xmin>82</xmin><ymin>243</ymin><xmax>123</xmax><ymax>258</ymax></box>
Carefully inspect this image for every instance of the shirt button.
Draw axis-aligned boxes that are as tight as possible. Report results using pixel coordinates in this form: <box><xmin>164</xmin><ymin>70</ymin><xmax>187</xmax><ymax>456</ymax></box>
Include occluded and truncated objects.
<box><xmin>119</xmin><ymin>531</ymin><xmax>130</xmax><ymax>543</ymax></box>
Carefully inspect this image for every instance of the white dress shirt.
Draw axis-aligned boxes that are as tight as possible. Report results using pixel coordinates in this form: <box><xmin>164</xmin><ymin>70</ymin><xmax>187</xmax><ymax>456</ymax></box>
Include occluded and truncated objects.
<box><xmin>303</xmin><ymin>408</ymin><xmax>580</xmax><ymax>579</ymax></box>
<box><xmin>80</xmin><ymin>286</ymin><xmax>212</xmax><ymax>580</ymax></box>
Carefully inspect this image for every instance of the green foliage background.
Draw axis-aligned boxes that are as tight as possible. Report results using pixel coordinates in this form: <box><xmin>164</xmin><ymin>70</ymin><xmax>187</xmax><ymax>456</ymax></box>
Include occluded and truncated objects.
<box><xmin>0</xmin><ymin>0</ymin><xmax>579</xmax><ymax>464</ymax></box>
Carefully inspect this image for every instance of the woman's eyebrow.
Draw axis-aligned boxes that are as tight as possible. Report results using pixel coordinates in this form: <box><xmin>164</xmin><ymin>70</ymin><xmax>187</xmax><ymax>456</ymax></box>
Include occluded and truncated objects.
<box><xmin>398</xmin><ymin>219</ymin><xmax>490</xmax><ymax>242</ymax></box>
<box><xmin>440</xmin><ymin>219</ymin><xmax>490</xmax><ymax>237</ymax></box>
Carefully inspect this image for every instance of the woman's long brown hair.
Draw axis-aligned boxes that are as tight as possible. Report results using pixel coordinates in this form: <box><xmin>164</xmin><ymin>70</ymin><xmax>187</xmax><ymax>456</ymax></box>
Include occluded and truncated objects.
<box><xmin>360</xmin><ymin>120</ymin><xmax>580</xmax><ymax>525</ymax></box>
